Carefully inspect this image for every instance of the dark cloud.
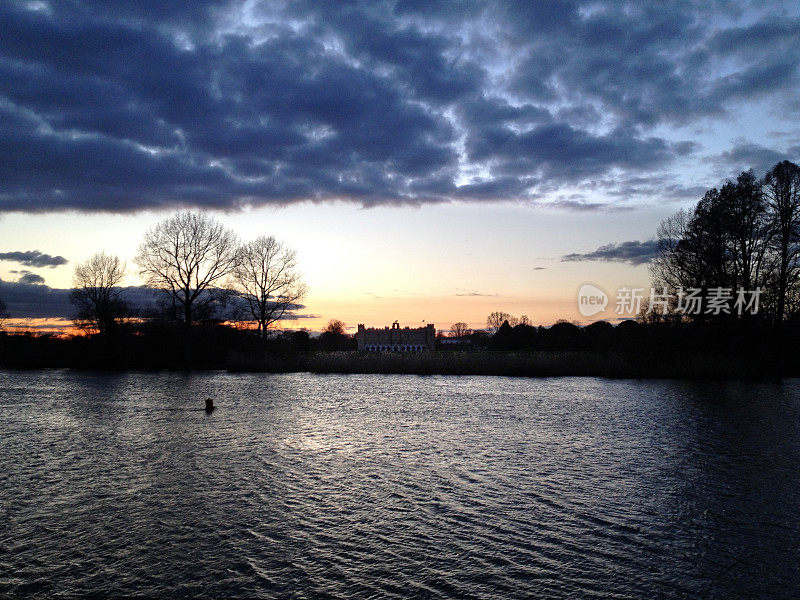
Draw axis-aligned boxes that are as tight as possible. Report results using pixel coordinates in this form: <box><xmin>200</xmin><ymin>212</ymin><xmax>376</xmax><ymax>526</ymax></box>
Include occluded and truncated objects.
<box><xmin>0</xmin><ymin>250</ymin><xmax>68</xmax><ymax>267</ymax></box>
<box><xmin>19</xmin><ymin>273</ymin><xmax>45</xmax><ymax>285</ymax></box>
<box><xmin>0</xmin><ymin>280</ymin><xmax>164</xmax><ymax>320</ymax></box>
<box><xmin>592</xmin><ymin>175</ymin><xmax>710</xmax><ymax>202</ymax></box>
<box><xmin>711</xmin><ymin>143</ymin><xmax>794</xmax><ymax>177</ymax></box>
<box><xmin>0</xmin><ymin>1</ymin><xmax>797</xmax><ymax>211</ymax></box>
<box><xmin>562</xmin><ymin>240</ymin><xmax>659</xmax><ymax>265</ymax></box>
<box><xmin>0</xmin><ymin>279</ymin><xmax>308</xmax><ymax>320</ymax></box>
<box><xmin>12</xmin><ymin>270</ymin><xmax>45</xmax><ymax>285</ymax></box>
<box><xmin>0</xmin><ymin>278</ymin><xmax>71</xmax><ymax>318</ymax></box>
<box><xmin>543</xmin><ymin>198</ymin><xmax>611</xmax><ymax>212</ymax></box>
<box><xmin>465</xmin><ymin>123</ymin><xmax>682</xmax><ymax>182</ymax></box>
<box><xmin>278</xmin><ymin>312</ymin><xmax>317</xmax><ymax>321</ymax></box>
<box><xmin>509</xmin><ymin>7</ymin><xmax>799</xmax><ymax>128</ymax></box>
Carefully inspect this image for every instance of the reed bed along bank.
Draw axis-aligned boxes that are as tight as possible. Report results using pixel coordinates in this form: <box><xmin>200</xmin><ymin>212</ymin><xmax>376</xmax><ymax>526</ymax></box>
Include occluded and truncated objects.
<box><xmin>227</xmin><ymin>350</ymin><xmax>784</xmax><ymax>380</ymax></box>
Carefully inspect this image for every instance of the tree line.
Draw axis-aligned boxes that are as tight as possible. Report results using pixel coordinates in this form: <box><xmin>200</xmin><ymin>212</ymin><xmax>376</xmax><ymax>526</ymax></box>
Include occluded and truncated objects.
<box><xmin>70</xmin><ymin>211</ymin><xmax>306</xmax><ymax>339</ymax></box>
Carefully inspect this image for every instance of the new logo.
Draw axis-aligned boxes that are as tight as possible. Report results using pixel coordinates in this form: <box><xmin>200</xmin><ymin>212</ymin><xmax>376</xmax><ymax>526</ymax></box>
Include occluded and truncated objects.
<box><xmin>577</xmin><ymin>284</ymin><xmax>608</xmax><ymax>317</ymax></box>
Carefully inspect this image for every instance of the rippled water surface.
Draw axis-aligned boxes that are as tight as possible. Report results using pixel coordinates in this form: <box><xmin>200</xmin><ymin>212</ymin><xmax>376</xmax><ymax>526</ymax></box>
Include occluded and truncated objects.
<box><xmin>1</xmin><ymin>371</ymin><xmax>799</xmax><ymax>598</ymax></box>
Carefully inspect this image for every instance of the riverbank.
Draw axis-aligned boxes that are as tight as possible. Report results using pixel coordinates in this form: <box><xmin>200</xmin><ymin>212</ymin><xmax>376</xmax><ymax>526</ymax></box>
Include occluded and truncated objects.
<box><xmin>227</xmin><ymin>350</ymin><xmax>788</xmax><ymax>380</ymax></box>
<box><xmin>1</xmin><ymin>329</ymin><xmax>793</xmax><ymax>379</ymax></box>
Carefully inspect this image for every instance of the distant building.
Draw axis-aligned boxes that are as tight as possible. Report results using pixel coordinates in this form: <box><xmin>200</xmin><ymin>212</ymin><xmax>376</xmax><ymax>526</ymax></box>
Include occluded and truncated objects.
<box><xmin>357</xmin><ymin>321</ymin><xmax>435</xmax><ymax>352</ymax></box>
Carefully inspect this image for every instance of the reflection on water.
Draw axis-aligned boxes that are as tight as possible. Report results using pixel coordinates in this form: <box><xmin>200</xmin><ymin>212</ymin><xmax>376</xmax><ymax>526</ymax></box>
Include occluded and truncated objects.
<box><xmin>1</xmin><ymin>371</ymin><xmax>798</xmax><ymax>598</ymax></box>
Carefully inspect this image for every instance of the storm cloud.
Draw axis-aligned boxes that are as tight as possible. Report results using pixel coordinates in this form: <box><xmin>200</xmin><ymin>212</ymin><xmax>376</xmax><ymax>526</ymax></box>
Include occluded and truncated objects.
<box><xmin>0</xmin><ymin>1</ymin><xmax>798</xmax><ymax>211</ymax></box>
<box><xmin>562</xmin><ymin>240</ymin><xmax>659</xmax><ymax>266</ymax></box>
<box><xmin>711</xmin><ymin>142</ymin><xmax>797</xmax><ymax>177</ymax></box>
<box><xmin>0</xmin><ymin>280</ymin><xmax>173</xmax><ymax>319</ymax></box>
<box><xmin>0</xmin><ymin>279</ymin><xmax>309</xmax><ymax>320</ymax></box>
<box><xmin>0</xmin><ymin>250</ymin><xmax>68</xmax><ymax>267</ymax></box>
<box><xmin>0</xmin><ymin>278</ymin><xmax>72</xmax><ymax>319</ymax></box>
<box><xmin>13</xmin><ymin>270</ymin><xmax>46</xmax><ymax>285</ymax></box>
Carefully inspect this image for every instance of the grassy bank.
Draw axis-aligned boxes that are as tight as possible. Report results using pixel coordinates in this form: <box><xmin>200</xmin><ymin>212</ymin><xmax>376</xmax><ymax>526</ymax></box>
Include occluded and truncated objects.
<box><xmin>227</xmin><ymin>350</ymin><xmax>787</xmax><ymax>380</ymax></box>
<box><xmin>0</xmin><ymin>330</ymin><xmax>790</xmax><ymax>379</ymax></box>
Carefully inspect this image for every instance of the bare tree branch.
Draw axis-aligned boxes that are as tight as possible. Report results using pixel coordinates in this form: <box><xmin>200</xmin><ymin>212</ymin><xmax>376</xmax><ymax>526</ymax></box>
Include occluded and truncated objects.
<box><xmin>231</xmin><ymin>236</ymin><xmax>307</xmax><ymax>339</ymax></box>
<box><xmin>135</xmin><ymin>212</ymin><xmax>238</xmax><ymax>326</ymax></box>
<box><xmin>450</xmin><ymin>322</ymin><xmax>472</xmax><ymax>337</ymax></box>
<box><xmin>69</xmin><ymin>252</ymin><xmax>127</xmax><ymax>335</ymax></box>
<box><xmin>486</xmin><ymin>311</ymin><xmax>517</xmax><ymax>333</ymax></box>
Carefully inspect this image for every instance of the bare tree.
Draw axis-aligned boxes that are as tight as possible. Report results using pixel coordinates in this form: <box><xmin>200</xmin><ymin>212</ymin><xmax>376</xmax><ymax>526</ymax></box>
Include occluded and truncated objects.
<box><xmin>232</xmin><ymin>236</ymin><xmax>307</xmax><ymax>339</ymax></box>
<box><xmin>136</xmin><ymin>212</ymin><xmax>238</xmax><ymax>327</ymax></box>
<box><xmin>450</xmin><ymin>322</ymin><xmax>472</xmax><ymax>337</ymax></box>
<box><xmin>650</xmin><ymin>178</ymin><xmax>772</xmax><ymax>321</ymax></box>
<box><xmin>487</xmin><ymin>311</ymin><xmax>517</xmax><ymax>333</ymax></box>
<box><xmin>723</xmin><ymin>171</ymin><xmax>771</xmax><ymax>292</ymax></box>
<box><xmin>70</xmin><ymin>252</ymin><xmax>127</xmax><ymax>335</ymax></box>
<box><xmin>519</xmin><ymin>315</ymin><xmax>532</xmax><ymax>326</ymax></box>
<box><xmin>650</xmin><ymin>208</ymin><xmax>693</xmax><ymax>297</ymax></box>
<box><xmin>764</xmin><ymin>161</ymin><xmax>800</xmax><ymax>323</ymax></box>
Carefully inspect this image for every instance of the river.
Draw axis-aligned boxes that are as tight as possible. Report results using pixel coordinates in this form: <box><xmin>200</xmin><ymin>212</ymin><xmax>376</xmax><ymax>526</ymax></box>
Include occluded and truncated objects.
<box><xmin>1</xmin><ymin>371</ymin><xmax>798</xmax><ymax>598</ymax></box>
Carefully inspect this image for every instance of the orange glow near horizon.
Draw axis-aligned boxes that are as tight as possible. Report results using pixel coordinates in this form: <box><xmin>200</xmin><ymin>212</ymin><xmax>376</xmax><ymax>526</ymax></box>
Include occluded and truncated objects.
<box><xmin>3</xmin><ymin>318</ymin><xmax>78</xmax><ymax>337</ymax></box>
<box><xmin>304</xmin><ymin>293</ymin><xmax>578</xmax><ymax>332</ymax></box>
<box><xmin>3</xmin><ymin>294</ymin><xmax>586</xmax><ymax>337</ymax></box>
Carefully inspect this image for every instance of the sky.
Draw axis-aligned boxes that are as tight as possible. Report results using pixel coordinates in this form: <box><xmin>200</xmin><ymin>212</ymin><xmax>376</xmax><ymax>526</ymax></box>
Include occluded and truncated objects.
<box><xmin>1</xmin><ymin>0</ymin><xmax>799</xmax><ymax>332</ymax></box>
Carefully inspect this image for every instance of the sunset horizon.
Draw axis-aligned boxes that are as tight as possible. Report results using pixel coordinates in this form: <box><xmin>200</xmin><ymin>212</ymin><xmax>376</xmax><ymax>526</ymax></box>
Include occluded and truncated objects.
<box><xmin>1</xmin><ymin>199</ymin><xmax>660</xmax><ymax>335</ymax></box>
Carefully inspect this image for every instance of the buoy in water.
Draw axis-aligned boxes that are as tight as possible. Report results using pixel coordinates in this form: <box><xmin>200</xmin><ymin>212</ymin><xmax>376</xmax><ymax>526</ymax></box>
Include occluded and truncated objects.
<box><xmin>205</xmin><ymin>398</ymin><xmax>215</xmax><ymax>412</ymax></box>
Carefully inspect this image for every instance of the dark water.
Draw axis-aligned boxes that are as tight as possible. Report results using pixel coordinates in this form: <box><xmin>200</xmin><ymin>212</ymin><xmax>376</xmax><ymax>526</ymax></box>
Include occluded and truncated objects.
<box><xmin>1</xmin><ymin>371</ymin><xmax>799</xmax><ymax>598</ymax></box>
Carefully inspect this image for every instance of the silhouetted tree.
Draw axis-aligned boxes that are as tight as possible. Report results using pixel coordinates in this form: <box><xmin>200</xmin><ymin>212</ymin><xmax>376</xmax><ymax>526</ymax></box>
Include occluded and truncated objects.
<box><xmin>544</xmin><ymin>320</ymin><xmax>584</xmax><ymax>350</ymax></box>
<box><xmin>489</xmin><ymin>319</ymin><xmax>540</xmax><ymax>350</ymax></box>
<box><xmin>650</xmin><ymin>164</ymin><xmax>799</xmax><ymax>322</ymax></box>
<box><xmin>232</xmin><ymin>236</ymin><xmax>307</xmax><ymax>340</ymax></box>
<box><xmin>487</xmin><ymin>311</ymin><xmax>517</xmax><ymax>333</ymax></box>
<box><xmin>320</xmin><ymin>319</ymin><xmax>348</xmax><ymax>350</ymax></box>
<box><xmin>509</xmin><ymin>322</ymin><xmax>537</xmax><ymax>350</ymax></box>
<box><xmin>289</xmin><ymin>329</ymin><xmax>310</xmax><ymax>351</ymax></box>
<box><xmin>724</xmin><ymin>171</ymin><xmax>771</xmax><ymax>292</ymax></box>
<box><xmin>688</xmin><ymin>186</ymin><xmax>734</xmax><ymax>289</ymax></box>
<box><xmin>450</xmin><ymin>322</ymin><xmax>472</xmax><ymax>337</ymax></box>
<box><xmin>584</xmin><ymin>320</ymin><xmax>615</xmax><ymax>351</ymax></box>
<box><xmin>470</xmin><ymin>329</ymin><xmax>490</xmax><ymax>349</ymax></box>
<box><xmin>0</xmin><ymin>296</ymin><xmax>7</xmax><ymax>330</ymax></box>
<box><xmin>650</xmin><ymin>208</ymin><xmax>693</xmax><ymax>303</ymax></box>
<box><xmin>69</xmin><ymin>252</ymin><xmax>127</xmax><ymax>335</ymax></box>
<box><xmin>764</xmin><ymin>160</ymin><xmax>800</xmax><ymax>323</ymax></box>
<box><xmin>324</xmin><ymin>319</ymin><xmax>347</xmax><ymax>335</ymax></box>
<box><xmin>612</xmin><ymin>320</ymin><xmax>644</xmax><ymax>349</ymax></box>
<box><xmin>490</xmin><ymin>320</ymin><xmax>514</xmax><ymax>349</ymax></box>
<box><xmin>136</xmin><ymin>212</ymin><xmax>238</xmax><ymax>327</ymax></box>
